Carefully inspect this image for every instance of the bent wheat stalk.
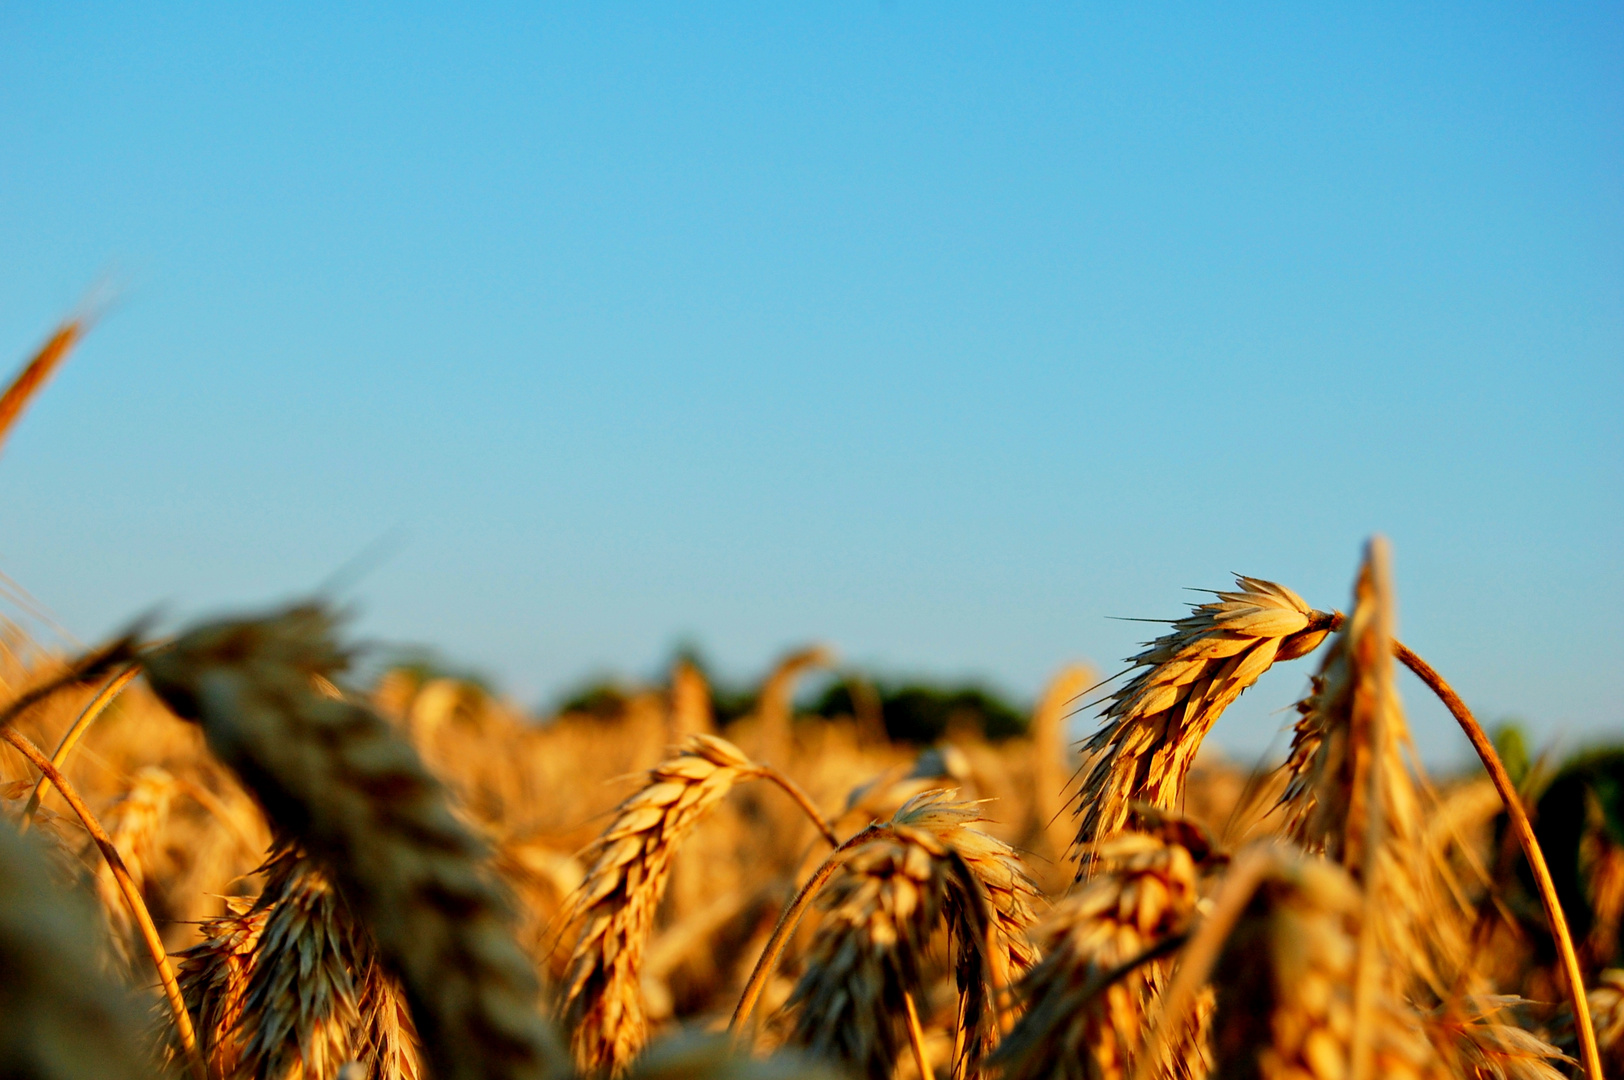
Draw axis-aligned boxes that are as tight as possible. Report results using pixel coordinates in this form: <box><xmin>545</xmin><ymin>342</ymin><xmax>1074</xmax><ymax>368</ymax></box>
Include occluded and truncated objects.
<box><xmin>1072</xmin><ymin>577</ymin><xmax>1335</xmax><ymax>872</ymax></box>
<box><xmin>0</xmin><ymin>726</ymin><xmax>208</xmax><ymax>1080</ymax></box>
<box><xmin>20</xmin><ymin>663</ymin><xmax>140</xmax><ymax>831</ymax></box>
<box><xmin>1389</xmin><ymin>638</ymin><xmax>1602</xmax><ymax>1080</ymax></box>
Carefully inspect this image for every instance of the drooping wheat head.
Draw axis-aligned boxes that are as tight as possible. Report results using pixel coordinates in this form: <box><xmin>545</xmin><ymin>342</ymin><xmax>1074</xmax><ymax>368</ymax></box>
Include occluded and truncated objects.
<box><xmin>563</xmin><ymin>733</ymin><xmax>772</xmax><ymax>1076</ymax></box>
<box><xmin>143</xmin><ymin>603</ymin><xmax>573</xmax><ymax>1080</ymax></box>
<box><xmin>1072</xmin><ymin>577</ymin><xmax>1335</xmax><ymax>873</ymax></box>
<box><xmin>779</xmin><ymin>789</ymin><xmax>1035</xmax><ymax>1080</ymax></box>
<box><xmin>993</xmin><ymin>829</ymin><xmax>1206</xmax><ymax>1080</ymax></box>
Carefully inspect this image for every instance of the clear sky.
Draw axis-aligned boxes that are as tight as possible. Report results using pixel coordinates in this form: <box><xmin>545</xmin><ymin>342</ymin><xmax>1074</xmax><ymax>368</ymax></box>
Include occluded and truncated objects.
<box><xmin>2</xmin><ymin>3</ymin><xmax>1620</xmax><ymax>763</ymax></box>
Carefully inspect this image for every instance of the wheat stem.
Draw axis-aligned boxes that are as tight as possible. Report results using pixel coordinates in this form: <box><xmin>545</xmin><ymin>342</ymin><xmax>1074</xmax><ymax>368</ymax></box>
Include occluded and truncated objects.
<box><xmin>0</xmin><ymin>636</ymin><xmax>138</xmax><ymax>733</ymax></box>
<box><xmin>902</xmin><ymin>990</ymin><xmax>932</xmax><ymax>1080</ymax></box>
<box><xmin>730</xmin><ymin>823</ymin><xmax>884</xmax><ymax>1042</ymax></box>
<box><xmin>757</xmin><ymin>764</ymin><xmax>840</xmax><ymax>848</ymax></box>
<box><xmin>1390</xmin><ymin>636</ymin><xmax>1603</xmax><ymax>1080</ymax></box>
<box><xmin>20</xmin><ymin>664</ymin><xmax>139</xmax><ymax>832</ymax></box>
<box><xmin>1</xmin><ymin>726</ymin><xmax>208</xmax><ymax>1080</ymax></box>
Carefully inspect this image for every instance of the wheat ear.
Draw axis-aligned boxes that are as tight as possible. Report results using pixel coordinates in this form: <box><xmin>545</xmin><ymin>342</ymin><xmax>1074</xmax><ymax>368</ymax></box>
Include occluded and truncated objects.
<box><xmin>1423</xmin><ymin>996</ymin><xmax>1571</xmax><ymax>1080</ymax></box>
<box><xmin>764</xmin><ymin>790</ymin><xmax>1035</xmax><ymax>1080</ymax></box>
<box><xmin>992</xmin><ymin>831</ymin><xmax>1203</xmax><ymax>1080</ymax></box>
<box><xmin>143</xmin><ymin>603</ymin><xmax>573</xmax><ymax>1080</ymax></box>
<box><xmin>1072</xmin><ymin>577</ymin><xmax>1335</xmax><ymax>872</ymax></box>
<box><xmin>563</xmin><ymin>733</ymin><xmax>837</xmax><ymax>1077</ymax></box>
<box><xmin>0</xmin><ymin>816</ymin><xmax>154</xmax><ymax>1080</ymax></box>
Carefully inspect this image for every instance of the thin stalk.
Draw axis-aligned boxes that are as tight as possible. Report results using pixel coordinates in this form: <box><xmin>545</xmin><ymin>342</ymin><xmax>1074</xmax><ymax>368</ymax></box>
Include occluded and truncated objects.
<box><xmin>730</xmin><ymin>823</ymin><xmax>885</xmax><ymax>1043</ymax></box>
<box><xmin>756</xmin><ymin>765</ymin><xmax>840</xmax><ymax>848</ymax></box>
<box><xmin>0</xmin><ymin>635</ymin><xmax>138</xmax><ymax>733</ymax></box>
<box><xmin>903</xmin><ymin>989</ymin><xmax>933</xmax><ymax>1080</ymax></box>
<box><xmin>1391</xmin><ymin>639</ymin><xmax>1603</xmax><ymax>1080</ymax></box>
<box><xmin>20</xmin><ymin>664</ymin><xmax>139</xmax><ymax>832</ymax></box>
<box><xmin>1</xmin><ymin>727</ymin><xmax>209</xmax><ymax>1080</ymax></box>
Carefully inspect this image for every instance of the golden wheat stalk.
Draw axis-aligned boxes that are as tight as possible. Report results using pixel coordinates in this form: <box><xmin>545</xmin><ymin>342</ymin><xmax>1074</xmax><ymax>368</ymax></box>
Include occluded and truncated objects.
<box><xmin>143</xmin><ymin>603</ymin><xmax>573</xmax><ymax>1080</ymax></box>
<box><xmin>0</xmin><ymin>816</ymin><xmax>154</xmax><ymax>1080</ymax></box>
<box><xmin>19</xmin><ymin>663</ymin><xmax>140</xmax><ymax>831</ymax></box>
<box><xmin>1071</xmin><ymin>577</ymin><xmax>1335</xmax><ymax>872</ymax></box>
<box><xmin>992</xmin><ymin>830</ymin><xmax>1203</xmax><ymax>1080</ymax></box>
<box><xmin>563</xmin><ymin>732</ymin><xmax>838</xmax><ymax>1077</ymax></box>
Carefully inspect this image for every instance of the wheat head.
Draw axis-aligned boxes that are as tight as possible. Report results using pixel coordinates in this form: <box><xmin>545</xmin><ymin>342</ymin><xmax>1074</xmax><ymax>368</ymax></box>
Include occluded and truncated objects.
<box><xmin>1206</xmin><ymin>853</ymin><xmax>1444</xmax><ymax>1080</ymax></box>
<box><xmin>1072</xmin><ymin>577</ymin><xmax>1334</xmax><ymax>873</ymax></box>
<box><xmin>143</xmin><ymin>603</ymin><xmax>573</xmax><ymax>1080</ymax></box>
<box><xmin>563</xmin><ymin>733</ymin><xmax>769</xmax><ymax>1076</ymax></box>
<box><xmin>1587</xmin><ymin>970</ymin><xmax>1624</xmax><ymax>1078</ymax></box>
<box><xmin>780</xmin><ymin>789</ymin><xmax>1035</xmax><ymax>1080</ymax></box>
<box><xmin>1275</xmin><ymin>541</ymin><xmax>1467</xmax><ymax>1006</ymax></box>
<box><xmin>994</xmin><ymin>830</ymin><xmax>1204</xmax><ymax>1080</ymax></box>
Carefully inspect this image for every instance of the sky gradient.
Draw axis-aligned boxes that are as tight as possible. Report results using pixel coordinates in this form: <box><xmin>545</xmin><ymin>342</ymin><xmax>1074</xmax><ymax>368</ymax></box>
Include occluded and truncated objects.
<box><xmin>2</xmin><ymin>3</ymin><xmax>1620</xmax><ymax>763</ymax></box>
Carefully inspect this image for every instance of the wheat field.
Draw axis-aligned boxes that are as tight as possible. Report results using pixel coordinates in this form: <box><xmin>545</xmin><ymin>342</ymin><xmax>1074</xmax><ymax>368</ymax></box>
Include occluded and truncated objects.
<box><xmin>2</xmin><ymin>324</ymin><xmax>1621</xmax><ymax>1080</ymax></box>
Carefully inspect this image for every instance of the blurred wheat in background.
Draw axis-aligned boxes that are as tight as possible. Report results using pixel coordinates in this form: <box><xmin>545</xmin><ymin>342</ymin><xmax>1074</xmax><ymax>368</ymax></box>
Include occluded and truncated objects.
<box><xmin>2</xmin><ymin>324</ymin><xmax>1622</xmax><ymax>1080</ymax></box>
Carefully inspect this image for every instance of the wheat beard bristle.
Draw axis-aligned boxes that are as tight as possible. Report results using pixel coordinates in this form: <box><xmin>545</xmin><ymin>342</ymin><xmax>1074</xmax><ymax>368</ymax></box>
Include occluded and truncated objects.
<box><xmin>143</xmin><ymin>603</ymin><xmax>572</xmax><ymax>1080</ymax></box>
<box><xmin>993</xmin><ymin>831</ymin><xmax>1204</xmax><ymax>1080</ymax></box>
<box><xmin>562</xmin><ymin>733</ymin><xmax>766</xmax><ymax>1077</ymax></box>
<box><xmin>1422</xmin><ymin>996</ymin><xmax>1572</xmax><ymax>1080</ymax></box>
<box><xmin>781</xmin><ymin>789</ymin><xmax>1037</xmax><ymax>1080</ymax></box>
<box><xmin>1072</xmin><ymin>577</ymin><xmax>1334</xmax><ymax>876</ymax></box>
<box><xmin>0</xmin><ymin>816</ymin><xmax>153</xmax><ymax>1080</ymax></box>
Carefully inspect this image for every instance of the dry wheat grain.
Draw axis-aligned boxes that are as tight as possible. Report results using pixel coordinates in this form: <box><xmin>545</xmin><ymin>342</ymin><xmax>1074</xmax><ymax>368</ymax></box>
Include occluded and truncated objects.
<box><xmin>564</xmin><ymin>734</ymin><xmax>768</xmax><ymax>1076</ymax></box>
<box><xmin>1072</xmin><ymin>578</ymin><xmax>1334</xmax><ymax>874</ymax></box>
<box><xmin>993</xmin><ymin>830</ymin><xmax>1205</xmax><ymax>1080</ymax></box>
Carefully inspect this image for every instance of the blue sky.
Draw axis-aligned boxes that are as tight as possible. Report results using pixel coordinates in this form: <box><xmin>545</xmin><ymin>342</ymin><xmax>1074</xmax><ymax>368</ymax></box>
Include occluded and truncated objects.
<box><xmin>1</xmin><ymin>3</ymin><xmax>1620</xmax><ymax>762</ymax></box>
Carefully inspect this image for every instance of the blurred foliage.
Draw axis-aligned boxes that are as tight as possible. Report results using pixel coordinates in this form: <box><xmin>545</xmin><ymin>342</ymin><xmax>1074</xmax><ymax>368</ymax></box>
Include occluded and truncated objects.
<box><xmin>808</xmin><ymin>678</ymin><xmax>1027</xmax><ymax>744</ymax></box>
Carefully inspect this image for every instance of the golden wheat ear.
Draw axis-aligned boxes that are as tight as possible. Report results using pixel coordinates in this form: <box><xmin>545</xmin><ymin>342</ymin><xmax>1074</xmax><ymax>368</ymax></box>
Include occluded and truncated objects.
<box><xmin>1071</xmin><ymin>576</ymin><xmax>1336</xmax><ymax>875</ymax></box>
<box><xmin>992</xmin><ymin>830</ymin><xmax>1209</xmax><ymax>1080</ymax></box>
<box><xmin>0</xmin><ymin>817</ymin><xmax>153</xmax><ymax>1080</ymax></box>
<box><xmin>764</xmin><ymin>790</ymin><xmax>1036</xmax><ymax>1080</ymax></box>
<box><xmin>563</xmin><ymin>733</ymin><xmax>837</xmax><ymax>1078</ymax></box>
<box><xmin>143</xmin><ymin>603</ymin><xmax>573</xmax><ymax>1080</ymax></box>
